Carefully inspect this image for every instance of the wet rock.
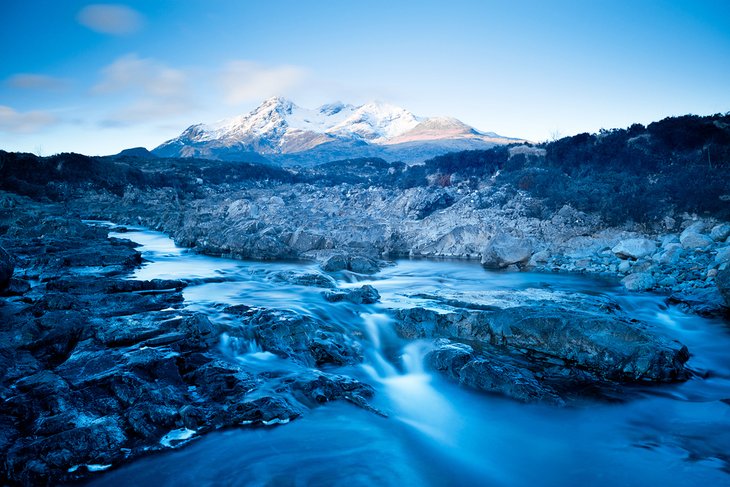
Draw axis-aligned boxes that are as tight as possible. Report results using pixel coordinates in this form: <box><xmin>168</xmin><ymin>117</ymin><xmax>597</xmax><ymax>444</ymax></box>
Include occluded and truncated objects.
<box><xmin>323</xmin><ymin>285</ymin><xmax>380</xmax><ymax>304</ymax></box>
<box><xmin>1</xmin><ymin>277</ymin><xmax>30</xmax><ymax>295</ymax></box>
<box><xmin>481</xmin><ymin>232</ymin><xmax>532</xmax><ymax>269</ymax></box>
<box><xmin>319</xmin><ymin>252</ymin><xmax>380</xmax><ymax>274</ymax></box>
<box><xmin>320</xmin><ymin>253</ymin><xmax>349</xmax><ymax>272</ymax></box>
<box><xmin>612</xmin><ymin>238</ymin><xmax>656</xmax><ymax>260</ymax></box>
<box><xmin>717</xmin><ymin>267</ymin><xmax>730</xmax><ymax>307</ymax></box>
<box><xmin>0</xmin><ymin>246</ymin><xmax>13</xmax><ymax>291</ymax></box>
<box><xmin>275</xmin><ymin>270</ymin><xmax>337</xmax><ymax>288</ymax></box>
<box><xmin>395</xmin><ymin>299</ymin><xmax>689</xmax><ymax>386</ymax></box>
<box><xmin>244</xmin><ymin>309</ymin><xmax>363</xmax><ymax>366</ymax></box>
<box><xmin>621</xmin><ymin>272</ymin><xmax>656</xmax><ymax>292</ymax></box>
<box><xmin>668</xmin><ymin>287</ymin><xmax>727</xmax><ymax>316</ymax></box>
<box><xmin>349</xmin><ymin>255</ymin><xmax>379</xmax><ymax>274</ymax></box>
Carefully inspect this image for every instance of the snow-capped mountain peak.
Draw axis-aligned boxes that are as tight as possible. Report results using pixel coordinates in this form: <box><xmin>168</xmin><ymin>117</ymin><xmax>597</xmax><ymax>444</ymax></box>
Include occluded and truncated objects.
<box><xmin>152</xmin><ymin>97</ymin><xmax>523</xmax><ymax>165</ymax></box>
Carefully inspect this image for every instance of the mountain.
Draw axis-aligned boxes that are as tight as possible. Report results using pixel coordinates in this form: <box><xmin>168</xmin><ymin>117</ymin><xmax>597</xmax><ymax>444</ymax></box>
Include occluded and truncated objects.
<box><xmin>152</xmin><ymin>97</ymin><xmax>524</xmax><ymax>165</ymax></box>
<box><xmin>114</xmin><ymin>147</ymin><xmax>158</xmax><ymax>159</ymax></box>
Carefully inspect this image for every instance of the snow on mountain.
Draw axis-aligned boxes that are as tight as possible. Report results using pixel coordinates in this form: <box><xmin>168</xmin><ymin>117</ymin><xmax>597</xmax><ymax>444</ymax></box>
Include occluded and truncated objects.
<box><xmin>152</xmin><ymin>97</ymin><xmax>523</xmax><ymax>165</ymax></box>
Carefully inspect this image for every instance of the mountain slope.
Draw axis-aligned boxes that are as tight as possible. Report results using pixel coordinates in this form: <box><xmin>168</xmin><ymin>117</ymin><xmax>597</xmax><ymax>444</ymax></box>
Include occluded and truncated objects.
<box><xmin>152</xmin><ymin>97</ymin><xmax>523</xmax><ymax>165</ymax></box>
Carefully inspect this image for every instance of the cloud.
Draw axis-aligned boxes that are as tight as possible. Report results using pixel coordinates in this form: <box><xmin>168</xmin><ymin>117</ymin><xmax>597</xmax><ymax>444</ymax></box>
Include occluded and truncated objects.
<box><xmin>0</xmin><ymin>106</ymin><xmax>58</xmax><ymax>134</ymax></box>
<box><xmin>77</xmin><ymin>4</ymin><xmax>144</xmax><ymax>35</ymax></box>
<box><xmin>220</xmin><ymin>61</ymin><xmax>308</xmax><ymax>105</ymax></box>
<box><xmin>6</xmin><ymin>74</ymin><xmax>68</xmax><ymax>91</ymax></box>
<box><xmin>94</xmin><ymin>54</ymin><xmax>193</xmax><ymax>123</ymax></box>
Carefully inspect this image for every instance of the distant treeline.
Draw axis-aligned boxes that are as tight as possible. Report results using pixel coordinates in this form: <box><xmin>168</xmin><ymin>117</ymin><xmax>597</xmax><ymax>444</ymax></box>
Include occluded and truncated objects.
<box><xmin>403</xmin><ymin>113</ymin><xmax>730</xmax><ymax>224</ymax></box>
<box><xmin>1</xmin><ymin>113</ymin><xmax>729</xmax><ymax>225</ymax></box>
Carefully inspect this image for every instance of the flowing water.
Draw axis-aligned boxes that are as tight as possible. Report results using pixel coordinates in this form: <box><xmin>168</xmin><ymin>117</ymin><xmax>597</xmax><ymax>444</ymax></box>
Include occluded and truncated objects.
<box><xmin>89</xmin><ymin>225</ymin><xmax>730</xmax><ymax>486</ymax></box>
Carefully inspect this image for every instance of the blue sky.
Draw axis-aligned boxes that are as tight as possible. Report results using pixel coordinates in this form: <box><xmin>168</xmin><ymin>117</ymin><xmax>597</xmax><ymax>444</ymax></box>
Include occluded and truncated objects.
<box><xmin>1</xmin><ymin>0</ymin><xmax>729</xmax><ymax>155</ymax></box>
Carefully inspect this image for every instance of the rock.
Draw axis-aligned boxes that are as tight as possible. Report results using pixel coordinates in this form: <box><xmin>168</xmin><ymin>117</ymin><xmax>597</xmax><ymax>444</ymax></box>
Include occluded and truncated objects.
<box><xmin>680</xmin><ymin>227</ymin><xmax>714</xmax><ymax>249</ymax></box>
<box><xmin>426</xmin><ymin>339</ymin><xmax>563</xmax><ymax>405</ymax></box>
<box><xmin>658</xmin><ymin>243</ymin><xmax>683</xmax><ymax>265</ymax></box>
<box><xmin>710</xmin><ymin>223</ymin><xmax>730</xmax><ymax>242</ymax></box>
<box><xmin>348</xmin><ymin>255</ymin><xmax>379</xmax><ymax>274</ymax></box>
<box><xmin>0</xmin><ymin>246</ymin><xmax>14</xmax><ymax>291</ymax></box>
<box><xmin>320</xmin><ymin>253</ymin><xmax>348</xmax><ymax>272</ymax></box>
<box><xmin>668</xmin><ymin>287</ymin><xmax>726</xmax><ymax>316</ymax></box>
<box><xmin>323</xmin><ymin>285</ymin><xmax>380</xmax><ymax>304</ymax></box>
<box><xmin>319</xmin><ymin>253</ymin><xmax>380</xmax><ymax>274</ymax></box>
<box><xmin>716</xmin><ymin>268</ymin><xmax>730</xmax><ymax>307</ymax></box>
<box><xmin>481</xmin><ymin>232</ymin><xmax>532</xmax><ymax>269</ymax></box>
<box><xmin>621</xmin><ymin>272</ymin><xmax>656</xmax><ymax>292</ymax></box>
<box><xmin>275</xmin><ymin>271</ymin><xmax>337</xmax><ymax>289</ymax></box>
<box><xmin>394</xmin><ymin>300</ymin><xmax>689</xmax><ymax>385</ymax></box>
<box><xmin>611</xmin><ymin>238</ymin><xmax>656</xmax><ymax>260</ymax></box>
<box><xmin>715</xmin><ymin>246</ymin><xmax>730</xmax><ymax>265</ymax></box>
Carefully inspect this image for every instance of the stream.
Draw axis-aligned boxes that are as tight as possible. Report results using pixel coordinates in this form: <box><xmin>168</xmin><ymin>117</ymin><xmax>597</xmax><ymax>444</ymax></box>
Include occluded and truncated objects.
<box><xmin>89</xmin><ymin>225</ymin><xmax>730</xmax><ymax>486</ymax></box>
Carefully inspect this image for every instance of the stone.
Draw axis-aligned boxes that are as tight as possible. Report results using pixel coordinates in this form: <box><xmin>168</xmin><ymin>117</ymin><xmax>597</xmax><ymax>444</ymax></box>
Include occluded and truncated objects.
<box><xmin>658</xmin><ymin>243</ymin><xmax>683</xmax><ymax>265</ymax></box>
<box><xmin>481</xmin><ymin>232</ymin><xmax>532</xmax><ymax>269</ymax></box>
<box><xmin>621</xmin><ymin>272</ymin><xmax>656</xmax><ymax>292</ymax></box>
<box><xmin>680</xmin><ymin>227</ymin><xmax>714</xmax><ymax>249</ymax></box>
<box><xmin>715</xmin><ymin>246</ymin><xmax>730</xmax><ymax>265</ymax></box>
<box><xmin>611</xmin><ymin>238</ymin><xmax>656</xmax><ymax>260</ymax></box>
<box><xmin>710</xmin><ymin>223</ymin><xmax>730</xmax><ymax>242</ymax></box>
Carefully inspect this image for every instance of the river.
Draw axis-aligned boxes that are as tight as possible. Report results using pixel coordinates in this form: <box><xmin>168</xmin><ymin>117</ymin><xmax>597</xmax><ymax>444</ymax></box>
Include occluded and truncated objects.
<box><xmin>88</xmin><ymin>225</ymin><xmax>730</xmax><ymax>486</ymax></box>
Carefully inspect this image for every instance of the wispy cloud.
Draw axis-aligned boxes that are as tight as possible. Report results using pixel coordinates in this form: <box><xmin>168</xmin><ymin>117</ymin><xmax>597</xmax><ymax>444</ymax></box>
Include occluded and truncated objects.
<box><xmin>6</xmin><ymin>74</ymin><xmax>68</xmax><ymax>91</ymax></box>
<box><xmin>77</xmin><ymin>4</ymin><xmax>144</xmax><ymax>35</ymax></box>
<box><xmin>94</xmin><ymin>54</ymin><xmax>193</xmax><ymax>123</ymax></box>
<box><xmin>220</xmin><ymin>61</ymin><xmax>308</xmax><ymax>105</ymax></box>
<box><xmin>0</xmin><ymin>106</ymin><xmax>58</xmax><ymax>134</ymax></box>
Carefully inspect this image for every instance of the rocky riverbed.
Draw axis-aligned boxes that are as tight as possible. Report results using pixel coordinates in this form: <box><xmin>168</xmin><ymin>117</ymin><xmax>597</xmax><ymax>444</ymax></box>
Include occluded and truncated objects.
<box><xmin>2</xmin><ymin>191</ymin><xmax>729</xmax><ymax>484</ymax></box>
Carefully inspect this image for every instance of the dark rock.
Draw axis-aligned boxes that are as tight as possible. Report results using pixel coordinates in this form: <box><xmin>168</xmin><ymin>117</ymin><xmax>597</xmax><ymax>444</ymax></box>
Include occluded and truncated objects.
<box><xmin>717</xmin><ymin>267</ymin><xmax>730</xmax><ymax>307</ymax></box>
<box><xmin>348</xmin><ymin>255</ymin><xmax>379</xmax><ymax>274</ymax></box>
<box><xmin>0</xmin><ymin>246</ymin><xmax>13</xmax><ymax>291</ymax></box>
<box><xmin>321</xmin><ymin>253</ymin><xmax>349</xmax><ymax>272</ymax></box>
<box><xmin>323</xmin><ymin>284</ymin><xmax>380</xmax><ymax>304</ymax></box>
<box><xmin>395</xmin><ymin>303</ymin><xmax>690</xmax><ymax>385</ymax></box>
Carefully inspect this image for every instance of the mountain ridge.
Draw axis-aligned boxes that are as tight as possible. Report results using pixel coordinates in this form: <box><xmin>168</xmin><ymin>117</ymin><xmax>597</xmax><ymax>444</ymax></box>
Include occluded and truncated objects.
<box><xmin>152</xmin><ymin>97</ymin><xmax>524</xmax><ymax>165</ymax></box>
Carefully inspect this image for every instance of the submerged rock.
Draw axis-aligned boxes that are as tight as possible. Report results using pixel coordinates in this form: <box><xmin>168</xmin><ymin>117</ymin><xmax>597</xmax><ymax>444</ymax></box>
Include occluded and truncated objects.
<box><xmin>323</xmin><ymin>285</ymin><xmax>381</xmax><ymax>304</ymax></box>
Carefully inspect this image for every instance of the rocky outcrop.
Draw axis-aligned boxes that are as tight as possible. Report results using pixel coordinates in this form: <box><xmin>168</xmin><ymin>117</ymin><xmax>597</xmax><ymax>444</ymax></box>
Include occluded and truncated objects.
<box><xmin>0</xmin><ymin>204</ymin><xmax>376</xmax><ymax>485</ymax></box>
<box><xmin>392</xmin><ymin>290</ymin><xmax>689</xmax><ymax>403</ymax></box>
<box><xmin>480</xmin><ymin>232</ymin><xmax>532</xmax><ymax>269</ymax></box>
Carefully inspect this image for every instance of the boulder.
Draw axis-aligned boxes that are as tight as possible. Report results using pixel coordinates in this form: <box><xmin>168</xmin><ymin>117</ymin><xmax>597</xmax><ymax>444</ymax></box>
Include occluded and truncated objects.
<box><xmin>611</xmin><ymin>238</ymin><xmax>656</xmax><ymax>260</ymax></box>
<box><xmin>710</xmin><ymin>223</ymin><xmax>730</xmax><ymax>242</ymax></box>
<box><xmin>0</xmin><ymin>246</ymin><xmax>14</xmax><ymax>291</ymax></box>
<box><xmin>621</xmin><ymin>272</ymin><xmax>656</xmax><ymax>292</ymax></box>
<box><xmin>680</xmin><ymin>227</ymin><xmax>713</xmax><ymax>249</ymax></box>
<box><xmin>481</xmin><ymin>232</ymin><xmax>532</xmax><ymax>269</ymax></box>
